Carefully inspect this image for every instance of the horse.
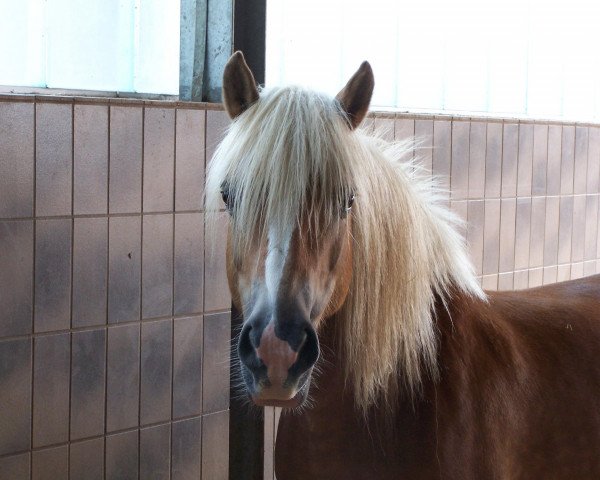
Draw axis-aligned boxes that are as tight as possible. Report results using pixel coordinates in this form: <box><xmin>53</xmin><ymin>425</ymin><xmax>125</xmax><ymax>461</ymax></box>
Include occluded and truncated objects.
<box><xmin>206</xmin><ymin>51</ymin><xmax>600</xmax><ymax>479</ymax></box>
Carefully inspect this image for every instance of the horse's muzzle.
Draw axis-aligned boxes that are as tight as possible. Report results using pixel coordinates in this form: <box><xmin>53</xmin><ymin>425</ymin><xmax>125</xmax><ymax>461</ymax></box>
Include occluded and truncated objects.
<box><xmin>238</xmin><ymin>315</ymin><xmax>319</xmax><ymax>407</ymax></box>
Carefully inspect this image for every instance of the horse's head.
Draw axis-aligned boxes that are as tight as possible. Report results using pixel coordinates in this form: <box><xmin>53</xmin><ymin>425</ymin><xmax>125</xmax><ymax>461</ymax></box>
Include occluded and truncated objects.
<box><xmin>208</xmin><ymin>52</ymin><xmax>374</xmax><ymax>408</ymax></box>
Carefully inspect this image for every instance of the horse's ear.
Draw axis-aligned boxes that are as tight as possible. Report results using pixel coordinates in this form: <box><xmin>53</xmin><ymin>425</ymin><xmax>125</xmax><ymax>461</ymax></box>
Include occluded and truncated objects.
<box><xmin>222</xmin><ymin>51</ymin><xmax>260</xmax><ymax>119</ymax></box>
<box><xmin>336</xmin><ymin>61</ymin><xmax>375</xmax><ymax>129</ymax></box>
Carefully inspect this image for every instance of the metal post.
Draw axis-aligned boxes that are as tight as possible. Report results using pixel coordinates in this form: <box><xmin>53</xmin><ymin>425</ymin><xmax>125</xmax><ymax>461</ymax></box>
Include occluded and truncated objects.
<box><xmin>179</xmin><ymin>0</ymin><xmax>207</xmax><ymax>101</ymax></box>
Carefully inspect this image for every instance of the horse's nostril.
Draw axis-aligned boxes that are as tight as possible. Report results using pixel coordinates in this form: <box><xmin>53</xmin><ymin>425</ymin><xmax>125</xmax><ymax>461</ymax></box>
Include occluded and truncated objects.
<box><xmin>288</xmin><ymin>325</ymin><xmax>319</xmax><ymax>378</ymax></box>
<box><xmin>238</xmin><ymin>324</ymin><xmax>261</xmax><ymax>371</ymax></box>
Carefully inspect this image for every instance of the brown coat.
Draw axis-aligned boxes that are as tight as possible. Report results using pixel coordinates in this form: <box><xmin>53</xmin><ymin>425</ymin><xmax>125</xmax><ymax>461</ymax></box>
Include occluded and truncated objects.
<box><xmin>276</xmin><ymin>275</ymin><xmax>600</xmax><ymax>479</ymax></box>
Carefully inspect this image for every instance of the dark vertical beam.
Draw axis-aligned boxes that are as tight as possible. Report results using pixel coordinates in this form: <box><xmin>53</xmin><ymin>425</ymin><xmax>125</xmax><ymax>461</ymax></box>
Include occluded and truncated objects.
<box><xmin>229</xmin><ymin>304</ymin><xmax>264</xmax><ymax>480</ymax></box>
<box><xmin>233</xmin><ymin>0</ymin><xmax>267</xmax><ymax>86</ymax></box>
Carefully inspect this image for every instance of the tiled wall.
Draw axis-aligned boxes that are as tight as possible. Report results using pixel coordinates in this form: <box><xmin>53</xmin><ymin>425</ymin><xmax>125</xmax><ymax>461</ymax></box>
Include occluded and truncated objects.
<box><xmin>263</xmin><ymin>111</ymin><xmax>600</xmax><ymax>480</ymax></box>
<box><xmin>3</xmin><ymin>95</ymin><xmax>600</xmax><ymax>480</ymax></box>
<box><xmin>0</xmin><ymin>96</ymin><xmax>232</xmax><ymax>480</ymax></box>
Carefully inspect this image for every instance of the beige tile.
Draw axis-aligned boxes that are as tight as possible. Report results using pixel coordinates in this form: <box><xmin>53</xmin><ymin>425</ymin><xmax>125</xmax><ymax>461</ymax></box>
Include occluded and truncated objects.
<box><xmin>450</xmin><ymin>200</ymin><xmax>468</xmax><ymax>226</ymax></box>
<box><xmin>499</xmin><ymin>199</ymin><xmax>516</xmax><ymax>273</ymax></box>
<box><xmin>584</xmin><ymin>260</ymin><xmax>596</xmax><ymax>277</ymax></box>
<box><xmin>74</xmin><ymin>104</ymin><xmax>108</xmax><ymax>214</ymax></box>
<box><xmin>414</xmin><ymin>119</ymin><xmax>433</xmax><ymax>174</ymax></box>
<box><xmin>109</xmin><ymin>106</ymin><xmax>143</xmax><ymax>214</ymax></box>
<box><xmin>72</xmin><ymin>217</ymin><xmax>107</xmax><ymax>327</ymax></box>
<box><xmin>70</xmin><ymin>438</ymin><xmax>104</xmax><ymax>480</ymax></box>
<box><xmin>433</xmin><ymin>120</ymin><xmax>451</xmax><ymax>193</ymax></box>
<box><xmin>450</xmin><ymin>121</ymin><xmax>469</xmax><ymax>200</ymax></box>
<box><xmin>497</xmin><ymin>272</ymin><xmax>514</xmax><ymax>291</ymax></box>
<box><xmin>543</xmin><ymin>197</ymin><xmax>560</xmax><ymax>267</ymax></box>
<box><xmin>173</xmin><ymin>316</ymin><xmax>203</xmax><ymax>418</ymax></box>
<box><xmin>501</xmin><ymin>123</ymin><xmax>518</xmax><ymax>198</ymax></box>
<box><xmin>543</xmin><ymin>266</ymin><xmax>558</xmax><ymax>285</ymax></box>
<box><xmin>394</xmin><ymin>118</ymin><xmax>415</xmax><ymax>143</ymax></box>
<box><xmin>172</xmin><ymin>417</ymin><xmax>202</xmax><ymax>480</ymax></box>
<box><xmin>34</xmin><ymin>219</ymin><xmax>71</xmax><ymax>333</ymax></box>
<box><xmin>481</xmin><ymin>274</ymin><xmax>498</xmax><ymax>290</ymax></box>
<box><xmin>140</xmin><ymin>319</ymin><xmax>173</xmax><ymax>425</ymax></box>
<box><xmin>574</xmin><ymin>126</ymin><xmax>589</xmax><ymax>195</ymax></box>
<box><xmin>140</xmin><ymin>424</ymin><xmax>171</xmax><ymax>480</ymax></box>
<box><xmin>528</xmin><ymin>268</ymin><xmax>543</xmax><ymax>288</ymax></box>
<box><xmin>108</xmin><ymin>216</ymin><xmax>141</xmax><ymax>323</ymax></box>
<box><xmin>0</xmin><ymin>338</ymin><xmax>31</xmax><ymax>455</ymax></box>
<box><xmin>142</xmin><ymin>214</ymin><xmax>174</xmax><ymax>319</ymax></box>
<box><xmin>33</xmin><ymin>333</ymin><xmax>70</xmax><ymax>447</ymax></box>
<box><xmin>514</xmin><ymin>198</ymin><xmax>531</xmax><ymax>270</ymax></box>
<box><xmin>373</xmin><ymin>118</ymin><xmax>395</xmax><ymax>142</ymax></box>
<box><xmin>203</xmin><ymin>312</ymin><xmax>230</xmax><ymax>414</ymax></box>
<box><xmin>513</xmin><ymin>270</ymin><xmax>529</xmax><ymax>289</ymax></box>
<box><xmin>106</xmin><ymin>430</ymin><xmax>138</xmax><ymax>480</ymax></box>
<box><xmin>106</xmin><ymin>324</ymin><xmax>139</xmax><ymax>432</ymax></box>
<box><xmin>483</xmin><ymin>199</ymin><xmax>500</xmax><ymax>275</ymax></box>
<box><xmin>206</xmin><ymin>110</ymin><xmax>231</xmax><ymax>168</ymax></box>
<box><xmin>143</xmin><ymin>108</ymin><xmax>175</xmax><ymax>212</ymax></box>
<box><xmin>588</xmin><ymin>127</ymin><xmax>600</xmax><ymax>194</ymax></box>
<box><xmin>175</xmin><ymin>213</ymin><xmax>204</xmax><ymax>315</ymax></box>
<box><xmin>571</xmin><ymin>195</ymin><xmax>586</xmax><ymax>262</ymax></box>
<box><xmin>70</xmin><ymin>329</ymin><xmax>106</xmax><ymax>440</ymax></box>
<box><xmin>0</xmin><ymin>220</ymin><xmax>33</xmax><ymax>336</ymax></box>
<box><xmin>363</xmin><ymin>114</ymin><xmax>378</xmax><ymax>133</ymax></box>
<box><xmin>0</xmin><ymin>452</ymin><xmax>30</xmax><ymax>479</ymax></box>
<box><xmin>467</xmin><ymin>200</ymin><xmax>485</xmax><ymax>276</ymax></box>
<box><xmin>468</xmin><ymin>121</ymin><xmax>486</xmax><ymax>199</ymax></box>
<box><xmin>517</xmin><ymin>123</ymin><xmax>533</xmax><ymax>197</ymax></box>
<box><xmin>560</xmin><ymin>125</ymin><xmax>575</xmax><ymax>194</ymax></box>
<box><xmin>571</xmin><ymin>262</ymin><xmax>584</xmax><ymax>279</ymax></box>
<box><xmin>176</xmin><ymin>109</ymin><xmax>206</xmax><ymax>211</ymax></box>
<box><xmin>584</xmin><ymin>195</ymin><xmax>599</xmax><ymax>261</ymax></box>
<box><xmin>546</xmin><ymin>125</ymin><xmax>562</xmax><ymax>196</ymax></box>
<box><xmin>532</xmin><ymin>124</ymin><xmax>548</xmax><ymax>196</ymax></box>
<box><xmin>202</xmin><ymin>410</ymin><xmax>229</xmax><ymax>480</ymax></box>
<box><xmin>485</xmin><ymin>122</ymin><xmax>502</xmax><ymax>198</ymax></box>
<box><xmin>529</xmin><ymin>197</ymin><xmax>545</xmax><ymax>268</ymax></box>
<box><xmin>558</xmin><ymin>196</ymin><xmax>573</xmax><ymax>264</ymax></box>
<box><xmin>0</xmin><ymin>102</ymin><xmax>34</xmax><ymax>218</ymax></box>
<box><xmin>32</xmin><ymin>445</ymin><xmax>68</xmax><ymax>480</ymax></box>
<box><xmin>204</xmin><ymin>212</ymin><xmax>231</xmax><ymax>312</ymax></box>
<box><xmin>36</xmin><ymin>103</ymin><xmax>72</xmax><ymax>216</ymax></box>
<box><xmin>557</xmin><ymin>264</ymin><xmax>571</xmax><ymax>282</ymax></box>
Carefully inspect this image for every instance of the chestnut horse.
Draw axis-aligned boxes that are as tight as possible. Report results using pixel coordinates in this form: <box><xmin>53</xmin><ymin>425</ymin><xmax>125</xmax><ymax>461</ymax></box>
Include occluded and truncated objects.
<box><xmin>207</xmin><ymin>51</ymin><xmax>600</xmax><ymax>479</ymax></box>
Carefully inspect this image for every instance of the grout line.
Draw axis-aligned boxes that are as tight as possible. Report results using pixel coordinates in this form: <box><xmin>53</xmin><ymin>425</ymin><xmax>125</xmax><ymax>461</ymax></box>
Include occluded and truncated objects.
<box><xmin>30</xmin><ymin>101</ymin><xmax>38</xmax><ymax>480</ymax></box>
<box><xmin>0</xmin><ymin>209</ymin><xmax>210</xmax><ymax>222</ymax></box>
<box><xmin>0</xmin><ymin>413</ymin><xmax>212</xmax><ymax>461</ymax></box>
<box><xmin>67</xmin><ymin>102</ymin><xmax>75</xmax><ymax>480</ymax></box>
<box><xmin>0</xmin><ymin>309</ymin><xmax>232</xmax><ymax>344</ymax></box>
<box><xmin>104</xmin><ymin>105</ymin><xmax>111</xmax><ymax>479</ymax></box>
<box><xmin>138</xmin><ymin>105</ymin><xmax>145</xmax><ymax>480</ymax></box>
<box><xmin>170</xmin><ymin>110</ymin><xmax>177</xmax><ymax>478</ymax></box>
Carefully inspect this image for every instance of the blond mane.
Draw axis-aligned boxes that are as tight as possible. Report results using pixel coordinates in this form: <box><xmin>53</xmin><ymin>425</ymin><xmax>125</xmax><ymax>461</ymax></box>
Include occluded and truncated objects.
<box><xmin>206</xmin><ymin>86</ymin><xmax>484</xmax><ymax>412</ymax></box>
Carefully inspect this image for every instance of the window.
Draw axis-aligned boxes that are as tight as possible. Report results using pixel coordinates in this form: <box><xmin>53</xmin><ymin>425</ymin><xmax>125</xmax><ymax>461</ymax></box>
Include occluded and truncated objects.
<box><xmin>266</xmin><ymin>0</ymin><xmax>600</xmax><ymax>121</ymax></box>
<box><xmin>0</xmin><ymin>0</ymin><xmax>179</xmax><ymax>94</ymax></box>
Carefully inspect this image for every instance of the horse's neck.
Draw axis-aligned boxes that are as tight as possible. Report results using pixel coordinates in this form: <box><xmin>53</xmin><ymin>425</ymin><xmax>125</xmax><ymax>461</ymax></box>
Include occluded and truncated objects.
<box><xmin>275</xmin><ymin>310</ymin><xmax>442</xmax><ymax>478</ymax></box>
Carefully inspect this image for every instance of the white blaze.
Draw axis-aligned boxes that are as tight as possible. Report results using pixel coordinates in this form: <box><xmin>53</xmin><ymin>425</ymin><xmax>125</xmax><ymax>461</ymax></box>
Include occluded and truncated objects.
<box><xmin>265</xmin><ymin>225</ymin><xmax>293</xmax><ymax>303</ymax></box>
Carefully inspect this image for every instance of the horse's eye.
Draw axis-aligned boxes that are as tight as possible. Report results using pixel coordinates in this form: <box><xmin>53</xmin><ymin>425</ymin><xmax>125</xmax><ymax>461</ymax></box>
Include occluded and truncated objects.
<box><xmin>221</xmin><ymin>188</ymin><xmax>229</xmax><ymax>205</ymax></box>
<box><xmin>220</xmin><ymin>186</ymin><xmax>234</xmax><ymax>213</ymax></box>
<box><xmin>346</xmin><ymin>193</ymin><xmax>355</xmax><ymax>210</ymax></box>
<box><xmin>341</xmin><ymin>193</ymin><xmax>355</xmax><ymax>218</ymax></box>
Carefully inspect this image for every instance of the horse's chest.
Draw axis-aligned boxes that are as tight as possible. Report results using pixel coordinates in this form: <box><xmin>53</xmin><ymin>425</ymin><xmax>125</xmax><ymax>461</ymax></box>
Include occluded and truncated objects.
<box><xmin>274</xmin><ymin>408</ymin><xmax>438</xmax><ymax>480</ymax></box>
